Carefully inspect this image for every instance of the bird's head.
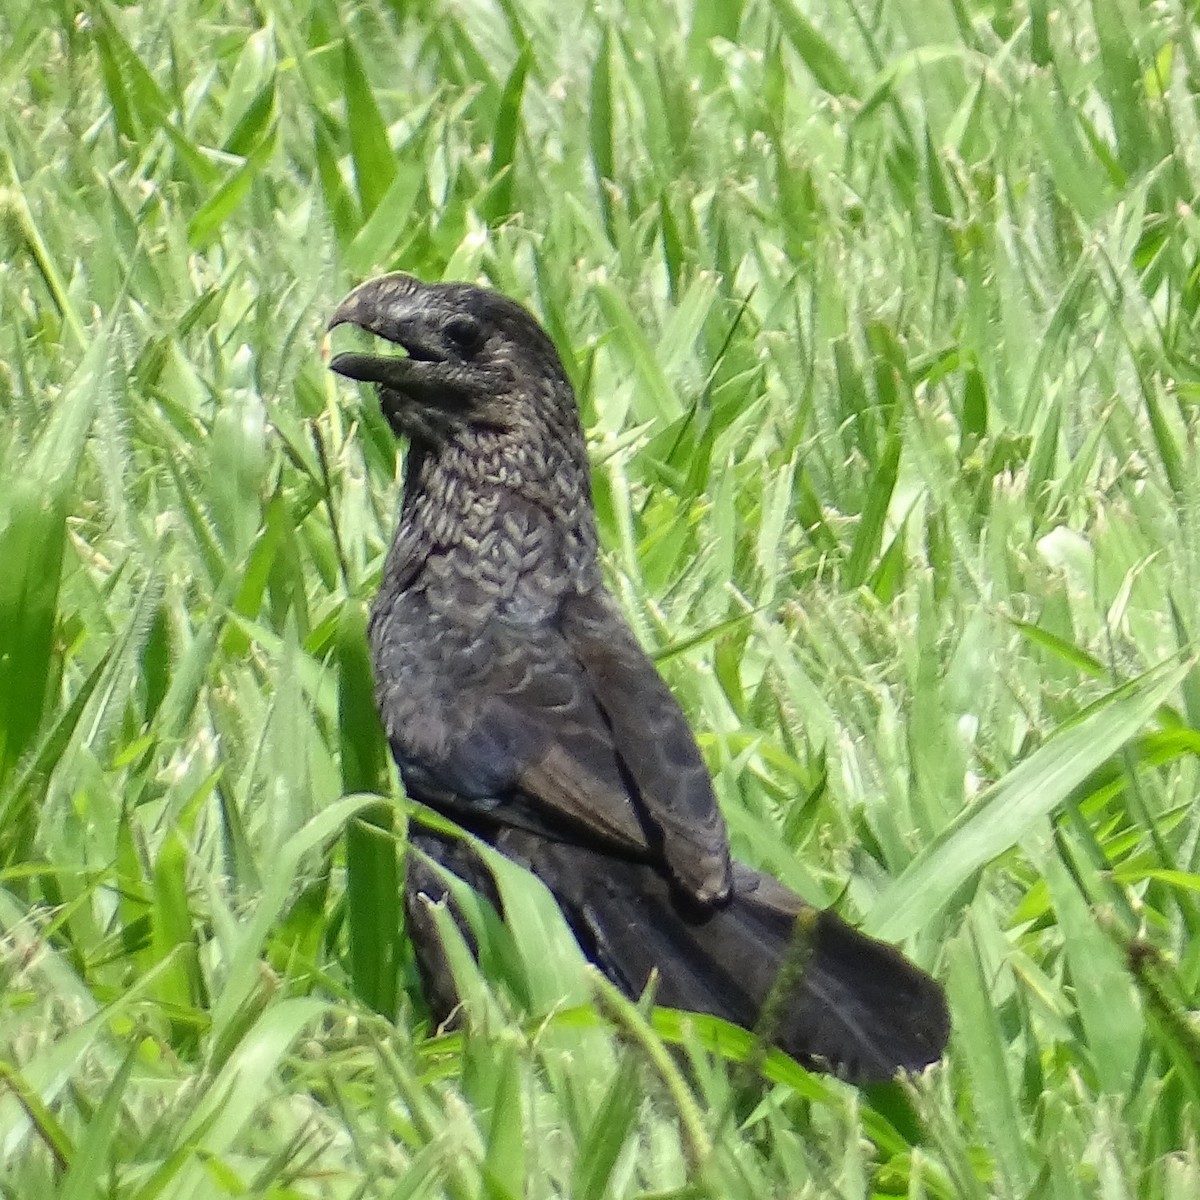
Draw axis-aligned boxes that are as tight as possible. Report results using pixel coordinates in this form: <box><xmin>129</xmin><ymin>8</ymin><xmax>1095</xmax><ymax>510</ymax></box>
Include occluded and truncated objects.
<box><xmin>327</xmin><ymin>273</ymin><xmax>574</xmax><ymax>446</ymax></box>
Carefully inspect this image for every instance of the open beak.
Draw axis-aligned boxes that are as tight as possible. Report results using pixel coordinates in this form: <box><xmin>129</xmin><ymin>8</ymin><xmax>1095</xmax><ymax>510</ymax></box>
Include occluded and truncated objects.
<box><xmin>327</xmin><ymin>273</ymin><xmax>446</xmax><ymax>389</ymax></box>
<box><xmin>326</xmin><ymin>274</ymin><xmax>480</xmax><ymax>432</ymax></box>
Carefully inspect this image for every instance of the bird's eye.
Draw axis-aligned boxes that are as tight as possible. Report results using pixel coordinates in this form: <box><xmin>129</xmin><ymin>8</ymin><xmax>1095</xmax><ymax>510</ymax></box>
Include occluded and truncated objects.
<box><xmin>444</xmin><ymin>314</ymin><xmax>484</xmax><ymax>354</ymax></box>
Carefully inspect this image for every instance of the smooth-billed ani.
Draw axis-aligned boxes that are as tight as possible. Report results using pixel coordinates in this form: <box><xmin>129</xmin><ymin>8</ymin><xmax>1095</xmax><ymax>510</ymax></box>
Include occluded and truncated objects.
<box><xmin>327</xmin><ymin>273</ymin><xmax>949</xmax><ymax>1082</ymax></box>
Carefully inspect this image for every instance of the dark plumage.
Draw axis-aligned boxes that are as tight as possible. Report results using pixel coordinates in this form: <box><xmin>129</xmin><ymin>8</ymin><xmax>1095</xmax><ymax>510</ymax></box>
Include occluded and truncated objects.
<box><xmin>328</xmin><ymin>273</ymin><xmax>949</xmax><ymax>1081</ymax></box>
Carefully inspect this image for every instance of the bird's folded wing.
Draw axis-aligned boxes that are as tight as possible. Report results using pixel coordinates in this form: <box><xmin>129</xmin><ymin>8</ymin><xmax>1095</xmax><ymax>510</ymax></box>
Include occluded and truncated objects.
<box><xmin>376</xmin><ymin>582</ymin><xmax>733</xmax><ymax>906</ymax></box>
<box><xmin>560</xmin><ymin>590</ymin><xmax>732</xmax><ymax>904</ymax></box>
<box><xmin>430</xmin><ymin>597</ymin><xmax>733</xmax><ymax>905</ymax></box>
<box><xmin>458</xmin><ymin>616</ymin><xmax>659</xmax><ymax>856</ymax></box>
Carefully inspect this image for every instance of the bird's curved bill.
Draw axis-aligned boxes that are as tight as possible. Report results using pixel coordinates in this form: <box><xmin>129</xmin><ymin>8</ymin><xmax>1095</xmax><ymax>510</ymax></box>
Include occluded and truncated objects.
<box><xmin>327</xmin><ymin>350</ymin><xmax>426</xmax><ymax>390</ymax></box>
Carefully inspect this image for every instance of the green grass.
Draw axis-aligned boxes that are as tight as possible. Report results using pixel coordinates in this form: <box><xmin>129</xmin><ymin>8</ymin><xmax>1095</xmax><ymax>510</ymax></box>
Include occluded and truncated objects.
<box><xmin>2</xmin><ymin>0</ymin><xmax>1200</xmax><ymax>1195</ymax></box>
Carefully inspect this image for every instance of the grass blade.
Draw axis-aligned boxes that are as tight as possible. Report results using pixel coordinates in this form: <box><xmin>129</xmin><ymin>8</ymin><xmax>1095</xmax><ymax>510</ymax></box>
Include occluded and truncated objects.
<box><xmin>870</xmin><ymin>656</ymin><xmax>1194</xmax><ymax>941</ymax></box>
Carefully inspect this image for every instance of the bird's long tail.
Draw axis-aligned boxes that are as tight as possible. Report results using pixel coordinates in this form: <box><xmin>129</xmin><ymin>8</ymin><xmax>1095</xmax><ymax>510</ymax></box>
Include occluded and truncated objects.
<box><xmin>406</xmin><ymin>827</ymin><xmax>949</xmax><ymax>1082</ymax></box>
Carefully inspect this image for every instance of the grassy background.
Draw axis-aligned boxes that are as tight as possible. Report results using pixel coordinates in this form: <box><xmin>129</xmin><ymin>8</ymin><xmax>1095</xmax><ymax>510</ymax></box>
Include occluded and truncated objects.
<box><xmin>3</xmin><ymin>0</ymin><xmax>1200</xmax><ymax>1195</ymax></box>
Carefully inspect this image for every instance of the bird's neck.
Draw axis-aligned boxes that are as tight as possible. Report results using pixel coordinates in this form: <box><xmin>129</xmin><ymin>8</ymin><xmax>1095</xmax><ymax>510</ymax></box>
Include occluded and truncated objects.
<box><xmin>389</xmin><ymin>425</ymin><xmax>602</xmax><ymax>603</ymax></box>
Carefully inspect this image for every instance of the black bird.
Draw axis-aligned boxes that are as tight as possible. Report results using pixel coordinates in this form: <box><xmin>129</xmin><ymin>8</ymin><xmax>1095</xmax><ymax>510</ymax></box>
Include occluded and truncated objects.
<box><xmin>327</xmin><ymin>273</ymin><xmax>949</xmax><ymax>1082</ymax></box>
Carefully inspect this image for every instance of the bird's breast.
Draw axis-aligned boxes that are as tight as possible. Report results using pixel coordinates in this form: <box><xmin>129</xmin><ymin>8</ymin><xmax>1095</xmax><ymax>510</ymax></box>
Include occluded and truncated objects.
<box><xmin>396</xmin><ymin>448</ymin><xmax>600</xmax><ymax>620</ymax></box>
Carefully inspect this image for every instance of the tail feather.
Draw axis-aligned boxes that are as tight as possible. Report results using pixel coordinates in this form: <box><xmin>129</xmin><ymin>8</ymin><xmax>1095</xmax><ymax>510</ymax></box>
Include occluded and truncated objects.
<box><xmin>407</xmin><ymin>827</ymin><xmax>949</xmax><ymax>1082</ymax></box>
<box><xmin>519</xmin><ymin>841</ymin><xmax>948</xmax><ymax>1081</ymax></box>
